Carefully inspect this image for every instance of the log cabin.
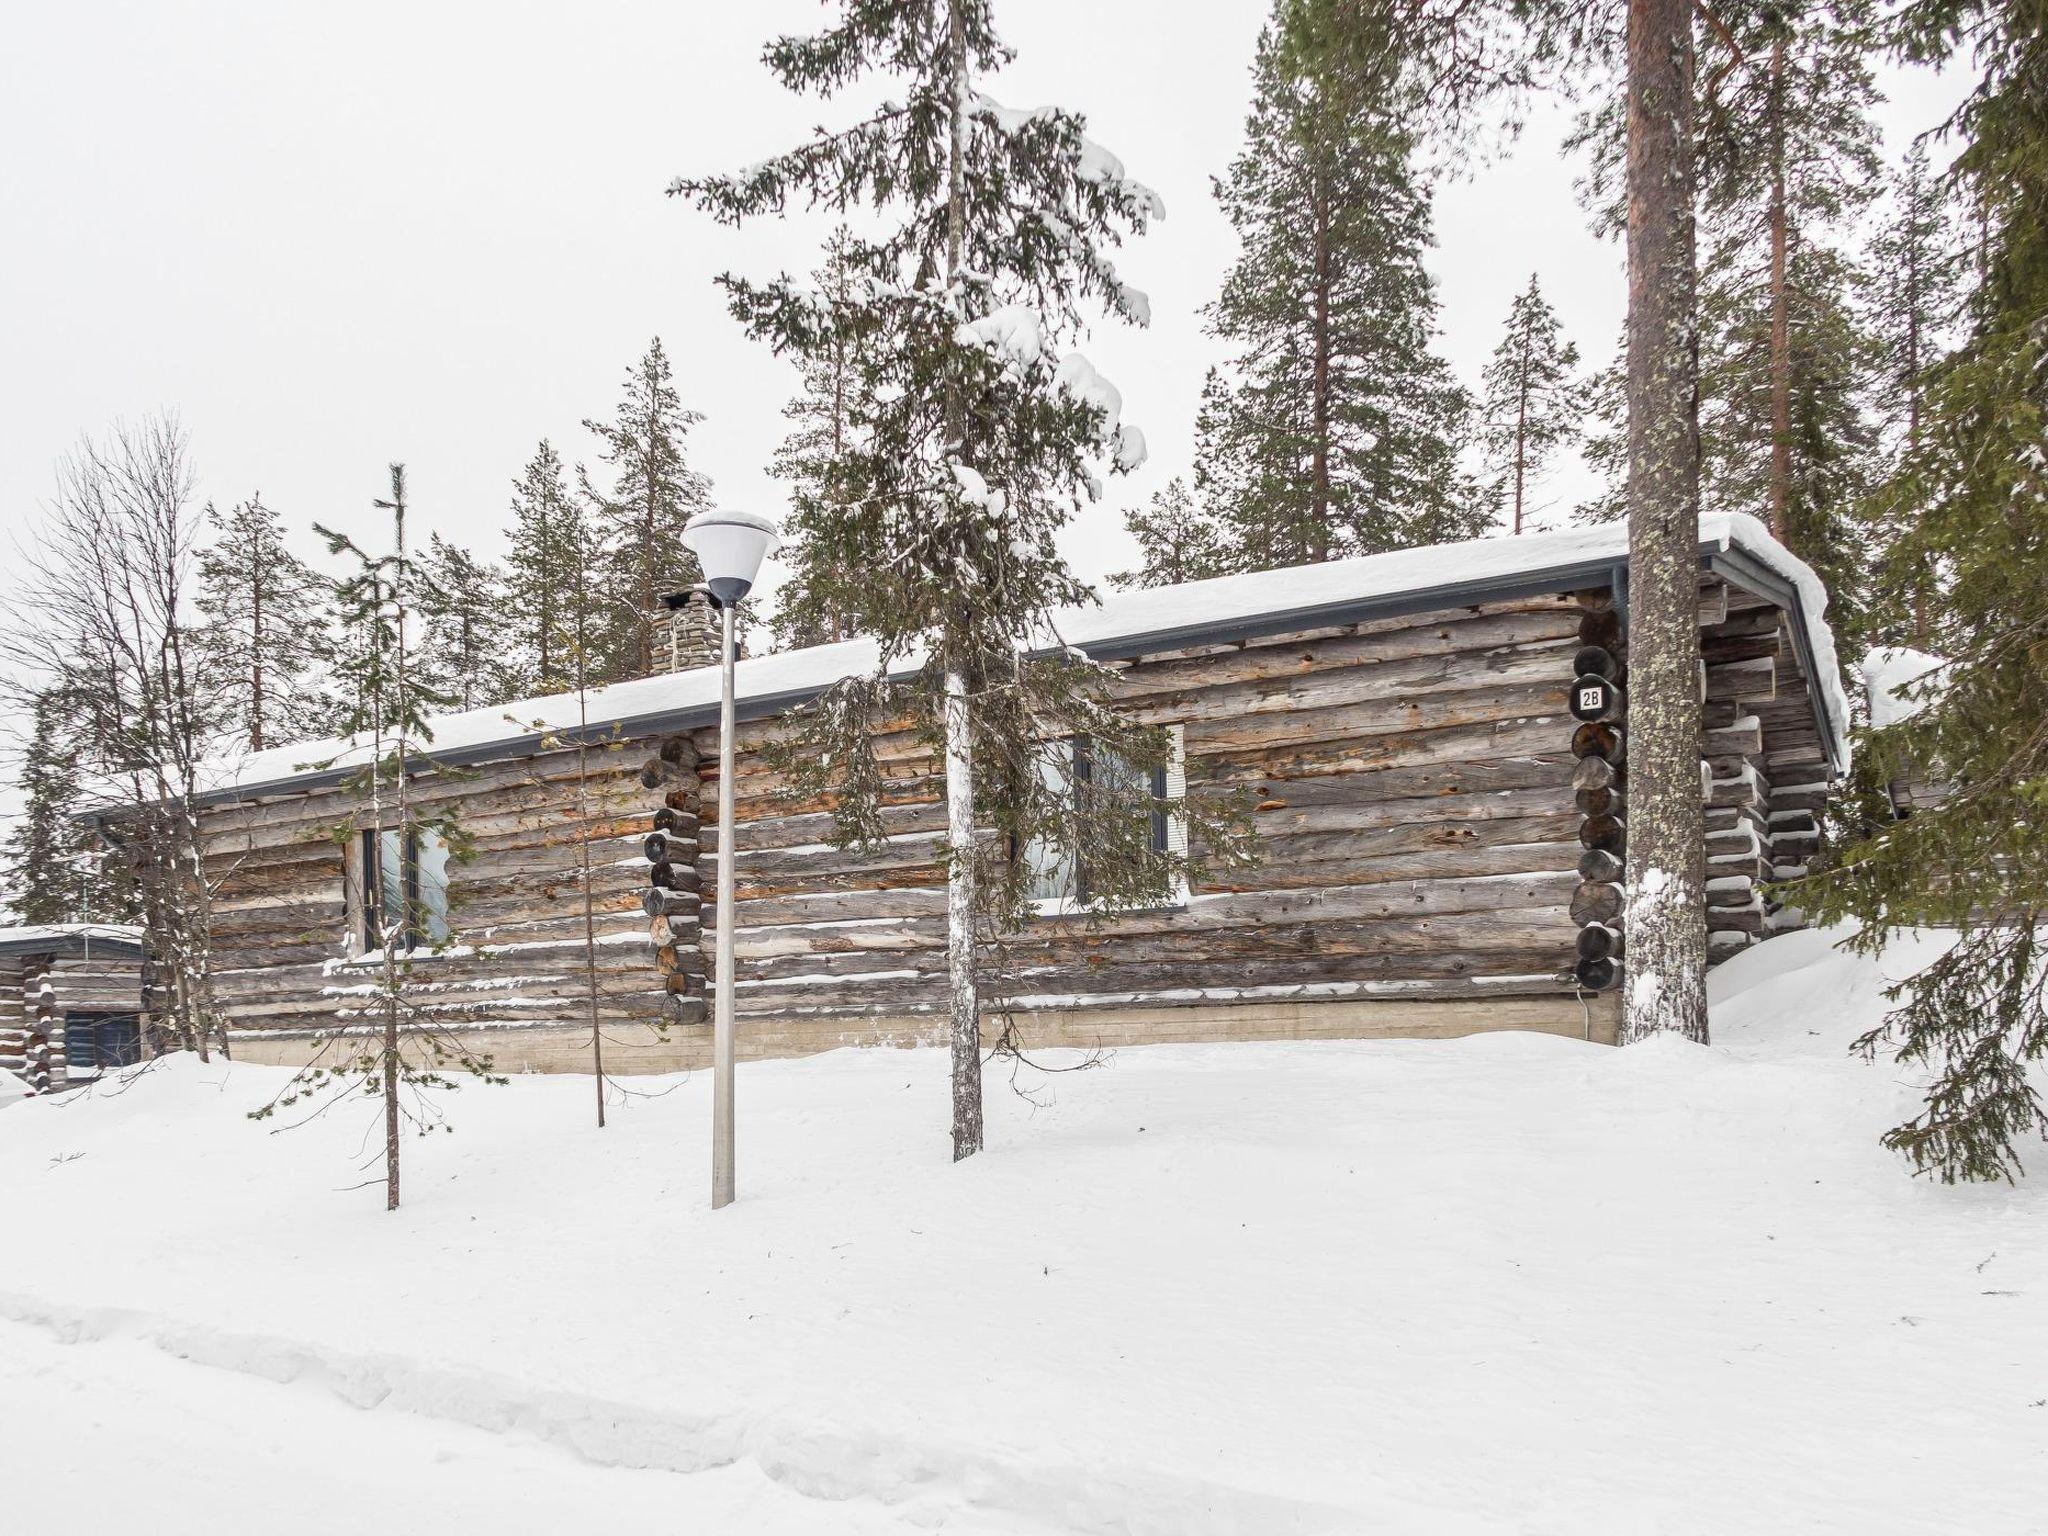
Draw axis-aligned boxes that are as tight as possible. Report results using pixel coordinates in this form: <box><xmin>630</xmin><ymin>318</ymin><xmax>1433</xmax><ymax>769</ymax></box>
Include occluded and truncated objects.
<box><xmin>0</xmin><ymin>925</ymin><xmax>152</xmax><ymax>1095</ymax></box>
<box><xmin>157</xmin><ymin>513</ymin><xmax>1848</xmax><ymax>1072</ymax></box>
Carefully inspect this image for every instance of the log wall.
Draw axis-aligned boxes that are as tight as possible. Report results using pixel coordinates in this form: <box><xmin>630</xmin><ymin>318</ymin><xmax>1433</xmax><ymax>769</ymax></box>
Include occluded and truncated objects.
<box><xmin>199</xmin><ymin>579</ymin><xmax>1835</xmax><ymax>1070</ymax></box>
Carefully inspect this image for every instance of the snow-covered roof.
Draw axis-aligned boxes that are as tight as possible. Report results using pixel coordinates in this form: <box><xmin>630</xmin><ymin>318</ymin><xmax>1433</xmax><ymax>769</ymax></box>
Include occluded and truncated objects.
<box><xmin>176</xmin><ymin>512</ymin><xmax>1849</xmax><ymax>806</ymax></box>
<box><xmin>0</xmin><ymin>923</ymin><xmax>145</xmax><ymax>959</ymax></box>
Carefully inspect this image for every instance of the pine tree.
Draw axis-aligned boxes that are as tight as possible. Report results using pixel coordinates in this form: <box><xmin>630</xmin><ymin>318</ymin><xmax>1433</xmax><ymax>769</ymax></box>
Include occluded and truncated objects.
<box><xmin>583</xmin><ymin>340</ymin><xmax>711</xmax><ymax>680</ymax></box>
<box><xmin>1800</xmin><ymin>0</ymin><xmax>2048</xmax><ymax>1182</ymax></box>
<box><xmin>771</xmin><ymin>229</ymin><xmax>872</xmax><ymax>648</ymax></box>
<box><xmin>504</xmin><ymin>439</ymin><xmax>595</xmax><ymax>694</ymax></box>
<box><xmin>195</xmin><ymin>494</ymin><xmax>330</xmax><ymax>752</ymax></box>
<box><xmin>1692</xmin><ymin>0</ymin><xmax>1886</xmax><ymax>646</ymax></box>
<box><xmin>257</xmin><ymin>465</ymin><xmax>501</xmax><ymax>1207</ymax></box>
<box><xmin>1478</xmin><ymin>274</ymin><xmax>1581</xmax><ymax>533</ymax></box>
<box><xmin>676</xmin><ymin>0</ymin><xmax>1246</xmax><ymax>1160</ymax></box>
<box><xmin>1110</xmin><ymin>477</ymin><xmax>1227</xmax><ymax>589</ymax></box>
<box><xmin>2</xmin><ymin>683</ymin><xmax>129</xmax><ymax>924</ymax></box>
<box><xmin>1202</xmin><ymin>6</ymin><xmax>1480</xmax><ymax>569</ymax></box>
<box><xmin>1864</xmin><ymin>141</ymin><xmax>1967</xmax><ymax>645</ymax></box>
<box><xmin>1328</xmin><ymin>0</ymin><xmax>1708</xmax><ymax>1041</ymax></box>
<box><xmin>418</xmin><ymin>533</ymin><xmax>513</xmax><ymax>711</ymax></box>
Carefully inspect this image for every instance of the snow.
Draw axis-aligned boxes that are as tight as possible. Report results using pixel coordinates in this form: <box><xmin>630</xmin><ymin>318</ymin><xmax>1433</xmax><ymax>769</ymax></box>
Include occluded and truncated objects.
<box><xmin>0</xmin><ymin>921</ymin><xmax>143</xmax><ymax>950</ymax></box>
<box><xmin>4</xmin><ymin>926</ymin><xmax>2042</xmax><ymax>1532</ymax></box>
<box><xmin>1862</xmin><ymin>646</ymin><xmax>1948</xmax><ymax>729</ymax></box>
<box><xmin>168</xmin><ymin>512</ymin><xmax>1851</xmax><ymax>805</ymax></box>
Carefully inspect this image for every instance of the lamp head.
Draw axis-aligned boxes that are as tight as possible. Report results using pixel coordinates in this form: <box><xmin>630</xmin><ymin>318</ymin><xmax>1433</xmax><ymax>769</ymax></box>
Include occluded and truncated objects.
<box><xmin>682</xmin><ymin>509</ymin><xmax>780</xmax><ymax>608</ymax></box>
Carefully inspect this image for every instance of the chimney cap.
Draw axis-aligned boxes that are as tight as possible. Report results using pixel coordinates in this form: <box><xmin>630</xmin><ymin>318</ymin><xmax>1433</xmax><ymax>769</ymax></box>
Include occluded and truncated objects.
<box><xmin>659</xmin><ymin>584</ymin><xmax>712</xmax><ymax>612</ymax></box>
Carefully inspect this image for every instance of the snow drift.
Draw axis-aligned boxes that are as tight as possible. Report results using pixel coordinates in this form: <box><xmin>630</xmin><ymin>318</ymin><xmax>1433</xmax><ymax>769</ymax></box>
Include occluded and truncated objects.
<box><xmin>2</xmin><ymin>926</ymin><xmax>2041</xmax><ymax>1533</ymax></box>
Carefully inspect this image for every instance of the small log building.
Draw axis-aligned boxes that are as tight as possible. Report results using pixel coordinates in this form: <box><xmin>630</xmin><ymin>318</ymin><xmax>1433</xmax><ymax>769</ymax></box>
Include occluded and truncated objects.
<box><xmin>0</xmin><ymin>925</ymin><xmax>151</xmax><ymax>1094</ymax></box>
<box><xmin>167</xmin><ymin>515</ymin><xmax>1848</xmax><ymax>1072</ymax></box>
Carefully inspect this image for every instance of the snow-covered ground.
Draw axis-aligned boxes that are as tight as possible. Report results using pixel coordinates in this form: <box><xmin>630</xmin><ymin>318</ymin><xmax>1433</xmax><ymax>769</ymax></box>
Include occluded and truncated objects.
<box><xmin>3</xmin><ymin>926</ymin><xmax>2042</xmax><ymax>1534</ymax></box>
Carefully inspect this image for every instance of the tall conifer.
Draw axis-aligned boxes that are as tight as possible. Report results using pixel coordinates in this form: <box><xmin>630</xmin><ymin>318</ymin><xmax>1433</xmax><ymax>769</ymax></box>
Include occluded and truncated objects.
<box><xmin>418</xmin><ymin>534</ymin><xmax>513</xmax><ymax>711</ymax></box>
<box><xmin>196</xmin><ymin>494</ymin><xmax>329</xmax><ymax>752</ymax></box>
<box><xmin>583</xmin><ymin>339</ymin><xmax>711</xmax><ymax>679</ymax></box>
<box><xmin>1801</xmin><ymin>0</ymin><xmax>2048</xmax><ymax>1182</ymax></box>
<box><xmin>770</xmin><ymin>230</ymin><xmax>871</xmax><ymax>648</ymax></box>
<box><xmin>1202</xmin><ymin>6</ymin><xmax>1479</xmax><ymax>568</ymax></box>
<box><xmin>505</xmin><ymin>439</ymin><xmax>595</xmax><ymax>694</ymax></box>
<box><xmin>676</xmin><ymin>0</ymin><xmax>1241</xmax><ymax>1159</ymax></box>
<box><xmin>1478</xmin><ymin>275</ymin><xmax>1582</xmax><ymax>533</ymax></box>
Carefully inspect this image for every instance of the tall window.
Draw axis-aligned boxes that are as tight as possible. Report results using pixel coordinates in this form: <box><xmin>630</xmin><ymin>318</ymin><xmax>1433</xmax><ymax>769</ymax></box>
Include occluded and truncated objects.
<box><xmin>347</xmin><ymin>826</ymin><xmax>450</xmax><ymax>952</ymax></box>
<box><xmin>1019</xmin><ymin>727</ymin><xmax>1186</xmax><ymax>909</ymax></box>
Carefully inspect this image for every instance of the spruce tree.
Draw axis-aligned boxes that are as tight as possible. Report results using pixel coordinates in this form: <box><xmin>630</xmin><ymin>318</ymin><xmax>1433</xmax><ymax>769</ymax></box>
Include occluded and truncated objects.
<box><xmin>583</xmin><ymin>339</ymin><xmax>711</xmax><ymax>680</ymax></box>
<box><xmin>1477</xmin><ymin>274</ymin><xmax>1582</xmax><ymax>534</ymax></box>
<box><xmin>2</xmin><ymin>683</ymin><xmax>129</xmax><ymax>924</ymax></box>
<box><xmin>1202</xmin><ymin>7</ymin><xmax>1480</xmax><ymax>569</ymax></box>
<box><xmin>676</xmin><ymin>0</ymin><xmax>1245</xmax><ymax>1159</ymax></box>
<box><xmin>1110</xmin><ymin>477</ymin><xmax>1227</xmax><ymax>589</ymax></box>
<box><xmin>1692</xmin><ymin>0</ymin><xmax>1886</xmax><ymax>646</ymax></box>
<box><xmin>257</xmin><ymin>465</ymin><xmax>501</xmax><ymax>1207</ymax></box>
<box><xmin>1865</xmin><ymin>142</ymin><xmax>1967</xmax><ymax>645</ymax></box>
<box><xmin>770</xmin><ymin>229</ymin><xmax>872</xmax><ymax>648</ymax></box>
<box><xmin>504</xmin><ymin>439</ymin><xmax>595</xmax><ymax>694</ymax></box>
<box><xmin>418</xmin><ymin>533</ymin><xmax>513</xmax><ymax>711</ymax></box>
<box><xmin>1800</xmin><ymin>0</ymin><xmax>2048</xmax><ymax>1182</ymax></box>
<box><xmin>196</xmin><ymin>494</ymin><xmax>330</xmax><ymax>752</ymax></box>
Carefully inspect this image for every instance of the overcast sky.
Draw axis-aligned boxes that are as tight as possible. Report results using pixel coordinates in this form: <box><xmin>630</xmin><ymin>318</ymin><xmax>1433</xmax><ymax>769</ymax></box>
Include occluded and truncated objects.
<box><xmin>0</xmin><ymin>0</ymin><xmax>1969</xmax><ymax>739</ymax></box>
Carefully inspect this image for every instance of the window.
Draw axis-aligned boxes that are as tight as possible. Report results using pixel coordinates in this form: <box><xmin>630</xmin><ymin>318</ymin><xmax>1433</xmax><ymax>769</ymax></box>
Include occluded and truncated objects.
<box><xmin>63</xmin><ymin>1013</ymin><xmax>141</xmax><ymax>1078</ymax></box>
<box><xmin>347</xmin><ymin>825</ymin><xmax>451</xmax><ymax>952</ymax></box>
<box><xmin>1019</xmin><ymin>726</ymin><xmax>1187</xmax><ymax>911</ymax></box>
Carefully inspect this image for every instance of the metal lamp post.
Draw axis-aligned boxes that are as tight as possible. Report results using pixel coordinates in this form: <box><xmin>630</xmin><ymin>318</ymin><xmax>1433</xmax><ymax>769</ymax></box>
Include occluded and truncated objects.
<box><xmin>681</xmin><ymin>509</ymin><xmax>780</xmax><ymax>1210</ymax></box>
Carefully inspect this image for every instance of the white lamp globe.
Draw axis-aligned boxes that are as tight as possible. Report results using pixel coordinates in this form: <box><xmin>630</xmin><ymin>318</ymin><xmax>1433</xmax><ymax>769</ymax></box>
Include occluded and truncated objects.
<box><xmin>683</xmin><ymin>509</ymin><xmax>780</xmax><ymax>608</ymax></box>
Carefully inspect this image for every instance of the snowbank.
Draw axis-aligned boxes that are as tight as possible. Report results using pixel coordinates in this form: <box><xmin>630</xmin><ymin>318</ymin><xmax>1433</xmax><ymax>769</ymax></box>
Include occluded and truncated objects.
<box><xmin>7</xmin><ymin>926</ymin><xmax>2031</xmax><ymax>1533</ymax></box>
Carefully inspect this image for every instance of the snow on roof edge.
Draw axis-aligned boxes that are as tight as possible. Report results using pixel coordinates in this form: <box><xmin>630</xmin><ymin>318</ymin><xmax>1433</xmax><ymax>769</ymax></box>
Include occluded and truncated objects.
<box><xmin>179</xmin><ymin>512</ymin><xmax>1850</xmax><ymax>803</ymax></box>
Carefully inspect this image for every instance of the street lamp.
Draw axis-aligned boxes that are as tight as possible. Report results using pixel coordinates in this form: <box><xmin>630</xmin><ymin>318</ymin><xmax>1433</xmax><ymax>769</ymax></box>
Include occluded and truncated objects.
<box><xmin>681</xmin><ymin>509</ymin><xmax>779</xmax><ymax>1210</ymax></box>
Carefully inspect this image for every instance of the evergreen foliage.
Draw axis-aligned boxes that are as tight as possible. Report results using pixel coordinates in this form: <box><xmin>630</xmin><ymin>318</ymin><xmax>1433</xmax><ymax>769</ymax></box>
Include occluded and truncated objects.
<box><xmin>582</xmin><ymin>339</ymin><xmax>711</xmax><ymax>681</ymax></box>
<box><xmin>257</xmin><ymin>465</ymin><xmax>501</xmax><ymax>1209</ymax></box>
<box><xmin>417</xmin><ymin>533</ymin><xmax>515</xmax><ymax>711</ymax></box>
<box><xmin>1801</xmin><ymin>0</ymin><xmax>2048</xmax><ymax>1182</ymax></box>
<box><xmin>675</xmin><ymin>0</ymin><xmax>1250</xmax><ymax>1157</ymax></box>
<box><xmin>1477</xmin><ymin>274</ymin><xmax>1581</xmax><ymax>533</ymax></box>
<box><xmin>770</xmin><ymin>229</ymin><xmax>872</xmax><ymax>648</ymax></box>
<box><xmin>195</xmin><ymin>494</ymin><xmax>330</xmax><ymax>752</ymax></box>
<box><xmin>2</xmin><ymin>683</ymin><xmax>130</xmax><ymax>924</ymax></box>
<box><xmin>1864</xmin><ymin>141</ymin><xmax>1969</xmax><ymax>645</ymax></box>
<box><xmin>1110</xmin><ymin>477</ymin><xmax>1228</xmax><ymax>589</ymax></box>
<box><xmin>1202</xmin><ymin>5</ymin><xmax>1480</xmax><ymax>569</ymax></box>
<box><xmin>504</xmin><ymin>439</ymin><xmax>599</xmax><ymax>694</ymax></box>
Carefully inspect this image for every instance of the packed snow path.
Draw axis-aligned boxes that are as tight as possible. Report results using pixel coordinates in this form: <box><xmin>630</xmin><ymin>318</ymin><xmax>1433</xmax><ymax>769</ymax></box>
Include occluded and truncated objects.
<box><xmin>2</xmin><ymin>927</ymin><xmax>2041</xmax><ymax>1533</ymax></box>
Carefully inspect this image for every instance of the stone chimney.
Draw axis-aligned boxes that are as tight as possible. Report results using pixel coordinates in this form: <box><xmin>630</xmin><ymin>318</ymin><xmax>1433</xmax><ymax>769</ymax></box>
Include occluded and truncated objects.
<box><xmin>651</xmin><ymin>586</ymin><xmax>727</xmax><ymax>675</ymax></box>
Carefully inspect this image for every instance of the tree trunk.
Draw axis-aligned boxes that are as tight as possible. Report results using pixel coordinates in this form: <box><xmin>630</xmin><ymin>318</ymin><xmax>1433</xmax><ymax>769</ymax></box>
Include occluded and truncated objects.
<box><xmin>1621</xmin><ymin>0</ymin><xmax>1709</xmax><ymax>1045</ymax></box>
<box><xmin>1310</xmin><ymin>173</ymin><xmax>1333</xmax><ymax>562</ymax></box>
<box><xmin>1766</xmin><ymin>34</ymin><xmax>1792</xmax><ymax>543</ymax></box>
<box><xmin>249</xmin><ymin>556</ymin><xmax>266</xmax><ymax>752</ymax></box>
<box><xmin>941</xmin><ymin>0</ymin><xmax>983</xmax><ymax>1162</ymax></box>
<box><xmin>1513</xmin><ymin>347</ymin><xmax>1531</xmax><ymax>535</ymax></box>
<box><xmin>942</xmin><ymin>653</ymin><xmax>982</xmax><ymax>1161</ymax></box>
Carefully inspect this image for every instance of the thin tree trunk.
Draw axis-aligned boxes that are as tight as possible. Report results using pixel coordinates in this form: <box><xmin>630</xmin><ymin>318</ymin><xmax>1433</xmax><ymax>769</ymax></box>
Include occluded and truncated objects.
<box><xmin>1513</xmin><ymin>348</ymin><xmax>1531</xmax><ymax>535</ymax></box>
<box><xmin>1621</xmin><ymin>0</ymin><xmax>1709</xmax><ymax>1045</ymax></box>
<box><xmin>1310</xmin><ymin>174</ymin><xmax>1333</xmax><ymax>561</ymax></box>
<box><xmin>1766</xmin><ymin>34</ymin><xmax>1792</xmax><ymax>542</ymax></box>
<box><xmin>574</xmin><ymin>534</ymin><xmax>606</xmax><ymax>1127</ymax></box>
<box><xmin>942</xmin><ymin>655</ymin><xmax>981</xmax><ymax>1160</ymax></box>
<box><xmin>941</xmin><ymin>0</ymin><xmax>983</xmax><ymax>1162</ymax></box>
<box><xmin>249</xmin><ymin>555</ymin><xmax>266</xmax><ymax>751</ymax></box>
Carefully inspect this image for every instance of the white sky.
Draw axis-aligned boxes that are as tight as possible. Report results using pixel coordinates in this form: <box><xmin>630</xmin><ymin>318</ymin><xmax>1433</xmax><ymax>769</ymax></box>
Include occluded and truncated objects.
<box><xmin>0</xmin><ymin>0</ymin><xmax>1971</xmax><ymax>772</ymax></box>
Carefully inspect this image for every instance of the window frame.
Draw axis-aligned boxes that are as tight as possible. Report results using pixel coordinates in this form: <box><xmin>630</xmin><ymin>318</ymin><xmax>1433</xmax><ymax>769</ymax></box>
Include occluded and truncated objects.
<box><xmin>1020</xmin><ymin>725</ymin><xmax>1188</xmax><ymax>917</ymax></box>
<box><xmin>346</xmin><ymin>824</ymin><xmax>450</xmax><ymax>954</ymax></box>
